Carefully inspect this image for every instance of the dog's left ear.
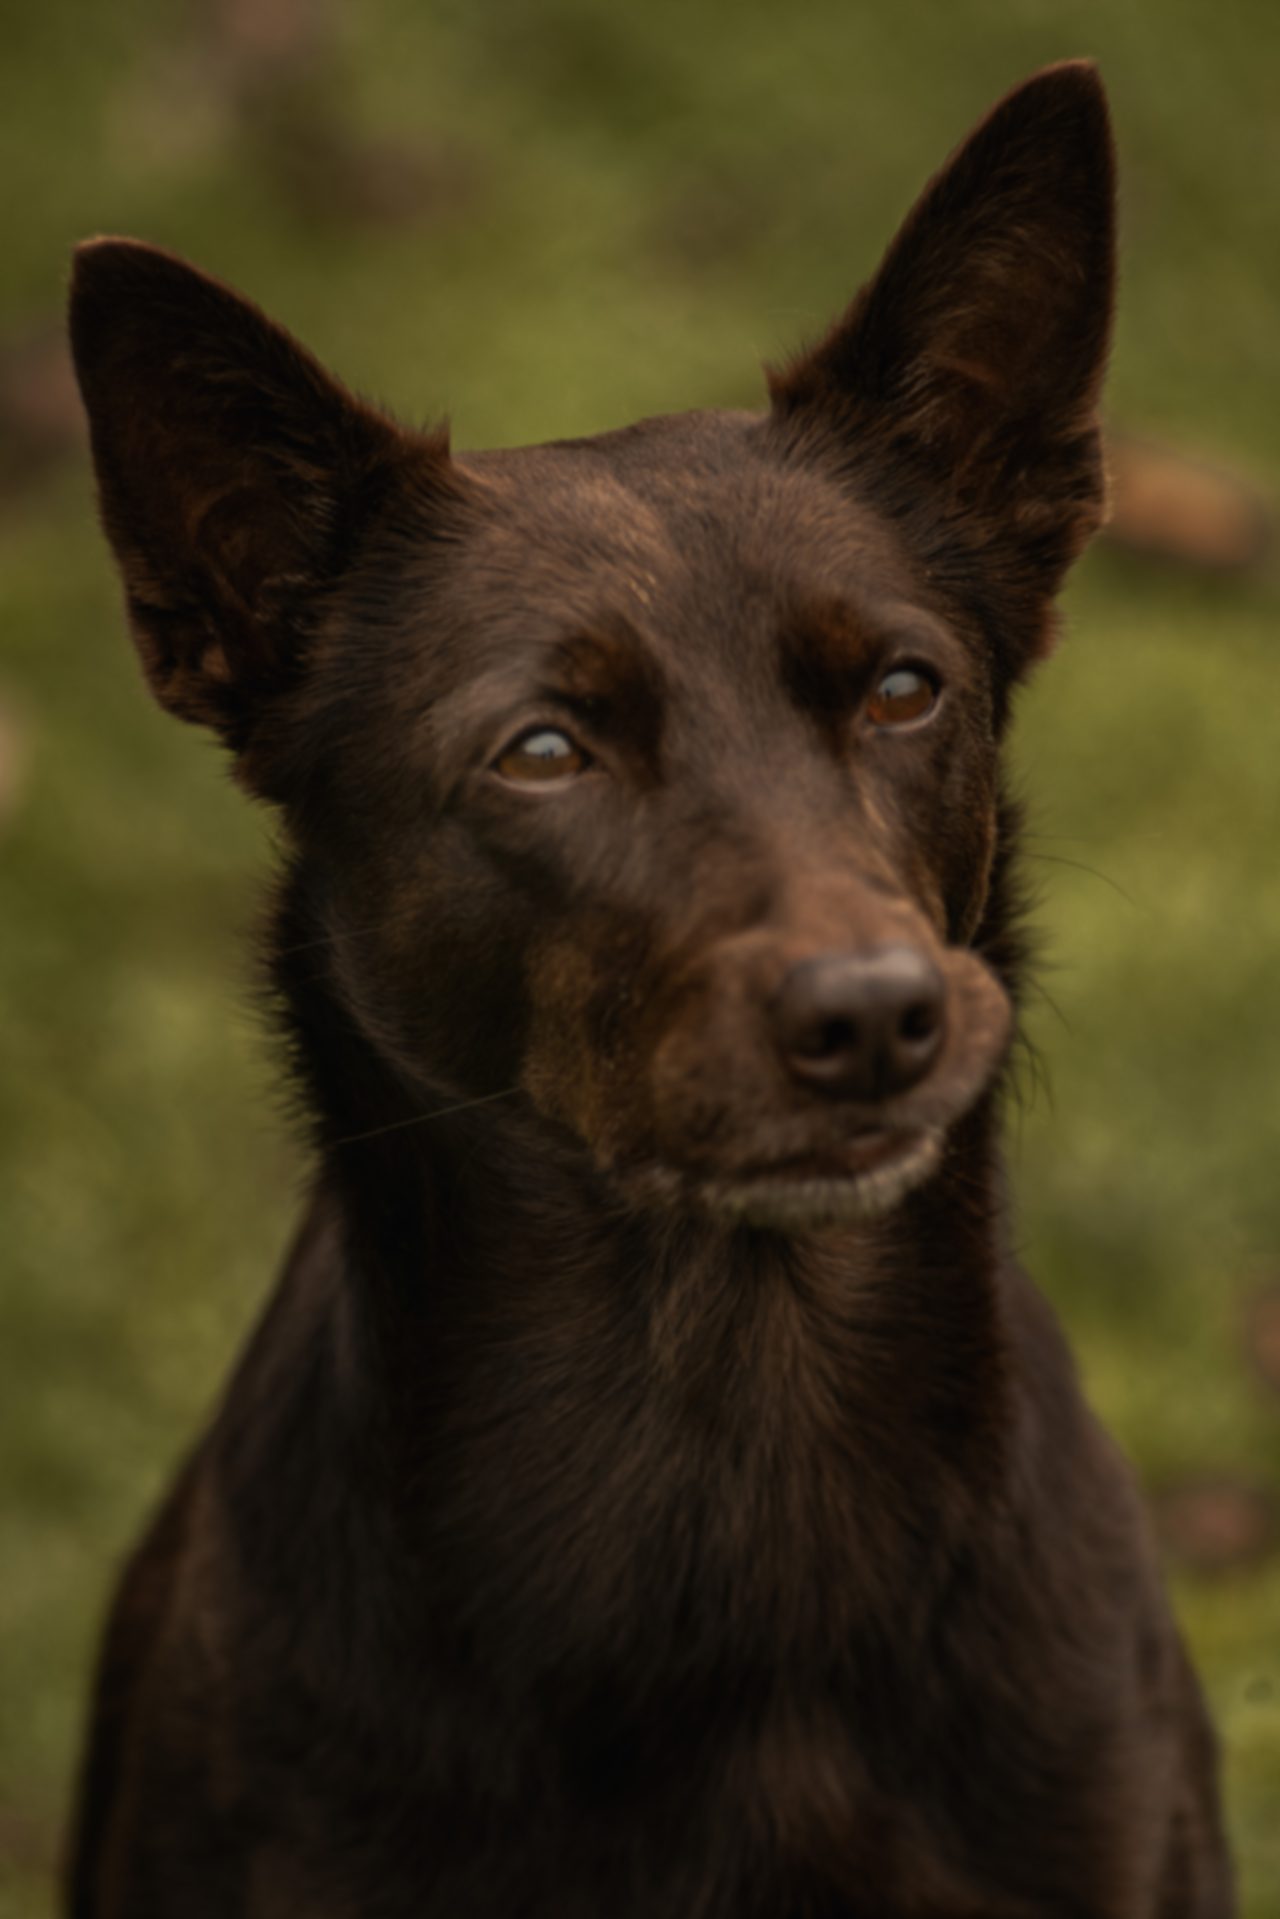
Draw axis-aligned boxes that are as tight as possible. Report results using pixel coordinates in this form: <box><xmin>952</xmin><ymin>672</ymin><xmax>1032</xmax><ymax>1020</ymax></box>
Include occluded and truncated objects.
<box><xmin>770</xmin><ymin>61</ymin><xmax>1115</xmax><ymax>670</ymax></box>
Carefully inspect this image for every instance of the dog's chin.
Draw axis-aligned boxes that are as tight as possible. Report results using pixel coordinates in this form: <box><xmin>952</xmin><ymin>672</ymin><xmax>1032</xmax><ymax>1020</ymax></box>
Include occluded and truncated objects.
<box><xmin>695</xmin><ymin>1129</ymin><xmax>943</xmax><ymax>1231</ymax></box>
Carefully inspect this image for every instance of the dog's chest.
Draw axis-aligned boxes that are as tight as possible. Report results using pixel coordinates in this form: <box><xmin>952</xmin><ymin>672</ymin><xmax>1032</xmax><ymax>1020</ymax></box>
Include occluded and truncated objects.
<box><xmin>426</xmin><ymin>1246</ymin><xmax>990</xmax><ymax>1687</ymax></box>
<box><xmin>251</xmin><ymin>1724</ymin><xmax>1047</xmax><ymax>1919</ymax></box>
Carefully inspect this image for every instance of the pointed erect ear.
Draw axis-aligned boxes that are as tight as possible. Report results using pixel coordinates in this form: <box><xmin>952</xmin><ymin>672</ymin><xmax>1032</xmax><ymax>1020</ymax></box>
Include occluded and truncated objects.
<box><xmin>69</xmin><ymin>240</ymin><xmax>453</xmax><ymax>770</ymax></box>
<box><xmin>770</xmin><ymin>62</ymin><xmax>1116</xmax><ymax>641</ymax></box>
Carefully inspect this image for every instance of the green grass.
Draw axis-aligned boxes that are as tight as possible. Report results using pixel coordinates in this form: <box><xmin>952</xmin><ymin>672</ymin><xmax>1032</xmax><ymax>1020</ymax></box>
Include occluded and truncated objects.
<box><xmin>2</xmin><ymin>1</ymin><xmax>1279</xmax><ymax>1910</ymax></box>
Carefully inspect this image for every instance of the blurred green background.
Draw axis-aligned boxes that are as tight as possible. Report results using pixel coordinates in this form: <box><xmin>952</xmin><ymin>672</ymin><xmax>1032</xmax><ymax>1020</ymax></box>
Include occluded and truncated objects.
<box><xmin>2</xmin><ymin>0</ymin><xmax>1278</xmax><ymax>1911</ymax></box>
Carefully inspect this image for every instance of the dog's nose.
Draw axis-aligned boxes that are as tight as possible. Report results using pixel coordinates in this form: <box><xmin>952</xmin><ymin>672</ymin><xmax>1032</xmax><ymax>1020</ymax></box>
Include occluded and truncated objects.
<box><xmin>772</xmin><ymin>945</ymin><xmax>946</xmax><ymax>1100</ymax></box>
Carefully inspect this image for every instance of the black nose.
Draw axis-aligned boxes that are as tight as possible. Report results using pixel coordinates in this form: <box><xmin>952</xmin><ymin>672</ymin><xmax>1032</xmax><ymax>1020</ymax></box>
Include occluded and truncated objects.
<box><xmin>772</xmin><ymin>945</ymin><xmax>946</xmax><ymax>1100</ymax></box>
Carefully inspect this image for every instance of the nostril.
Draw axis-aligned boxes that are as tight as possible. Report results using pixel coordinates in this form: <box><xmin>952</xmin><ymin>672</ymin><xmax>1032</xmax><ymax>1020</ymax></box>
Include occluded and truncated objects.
<box><xmin>899</xmin><ymin>999</ymin><xmax>939</xmax><ymax>1045</ymax></box>
<box><xmin>798</xmin><ymin>1016</ymin><xmax>859</xmax><ymax>1061</ymax></box>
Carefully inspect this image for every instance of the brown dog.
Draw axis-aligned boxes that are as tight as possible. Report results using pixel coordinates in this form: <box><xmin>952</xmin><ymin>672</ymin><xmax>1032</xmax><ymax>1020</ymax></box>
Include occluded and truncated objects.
<box><xmin>66</xmin><ymin>61</ymin><xmax>1233</xmax><ymax>1918</ymax></box>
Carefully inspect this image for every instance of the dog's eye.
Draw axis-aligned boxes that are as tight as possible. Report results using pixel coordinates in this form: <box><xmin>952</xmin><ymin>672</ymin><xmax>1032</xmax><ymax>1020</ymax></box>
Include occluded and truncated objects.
<box><xmin>494</xmin><ymin>727</ymin><xmax>590</xmax><ymax>784</ymax></box>
<box><xmin>866</xmin><ymin>666</ymin><xmax>939</xmax><ymax>729</ymax></box>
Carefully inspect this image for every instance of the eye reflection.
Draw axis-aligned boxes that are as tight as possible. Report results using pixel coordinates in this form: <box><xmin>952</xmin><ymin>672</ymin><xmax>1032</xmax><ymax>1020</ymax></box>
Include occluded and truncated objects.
<box><xmin>865</xmin><ymin>666</ymin><xmax>939</xmax><ymax>729</ymax></box>
<box><xmin>494</xmin><ymin>727</ymin><xmax>590</xmax><ymax>784</ymax></box>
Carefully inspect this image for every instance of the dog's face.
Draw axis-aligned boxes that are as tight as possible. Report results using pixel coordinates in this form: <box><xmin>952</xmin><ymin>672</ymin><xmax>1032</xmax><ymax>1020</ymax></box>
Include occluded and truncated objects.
<box><xmin>70</xmin><ymin>63</ymin><xmax>1114</xmax><ymax>1229</ymax></box>
<box><xmin>310</xmin><ymin>424</ymin><xmax>1017</xmax><ymax>1228</ymax></box>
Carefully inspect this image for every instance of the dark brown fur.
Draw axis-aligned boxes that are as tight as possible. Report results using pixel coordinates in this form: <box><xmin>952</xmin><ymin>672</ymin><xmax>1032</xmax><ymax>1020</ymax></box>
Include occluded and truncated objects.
<box><xmin>65</xmin><ymin>63</ymin><xmax>1232</xmax><ymax>1918</ymax></box>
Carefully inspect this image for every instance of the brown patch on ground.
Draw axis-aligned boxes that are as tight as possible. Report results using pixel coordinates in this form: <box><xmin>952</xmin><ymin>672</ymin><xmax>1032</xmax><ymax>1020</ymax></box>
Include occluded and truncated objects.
<box><xmin>1104</xmin><ymin>431</ymin><xmax>1274</xmax><ymax>573</ymax></box>
<box><xmin>0</xmin><ymin>1802</ymin><xmax>56</xmax><ymax>1875</ymax></box>
<box><xmin>0</xmin><ymin>330</ymin><xmax>85</xmax><ymax>495</ymax></box>
<box><xmin>207</xmin><ymin>0</ymin><xmax>484</xmax><ymax>227</ymax></box>
<box><xmin>1151</xmin><ymin>1475</ymin><xmax>1277</xmax><ymax>1576</ymax></box>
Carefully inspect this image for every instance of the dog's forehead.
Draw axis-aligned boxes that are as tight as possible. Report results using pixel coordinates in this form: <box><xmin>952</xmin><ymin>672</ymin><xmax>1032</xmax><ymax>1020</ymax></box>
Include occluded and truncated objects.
<box><xmin>451</xmin><ymin>412</ymin><xmax>915</xmax><ymax>631</ymax></box>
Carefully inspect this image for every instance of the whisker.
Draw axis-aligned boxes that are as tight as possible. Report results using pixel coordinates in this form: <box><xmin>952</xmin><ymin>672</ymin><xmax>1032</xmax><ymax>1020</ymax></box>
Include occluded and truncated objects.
<box><xmin>272</xmin><ymin>918</ymin><xmax>392</xmax><ymax>960</ymax></box>
<box><xmin>1006</xmin><ymin>1030</ymin><xmax>1054</xmax><ymax>1124</ymax></box>
<box><xmin>1023</xmin><ymin>849</ymin><xmax>1138</xmax><ymax>910</ymax></box>
<box><xmin>1021</xmin><ymin>973</ymin><xmax>1073</xmax><ymax>1037</ymax></box>
<box><xmin>331</xmin><ymin>1087</ymin><xmax>521</xmax><ymax>1149</ymax></box>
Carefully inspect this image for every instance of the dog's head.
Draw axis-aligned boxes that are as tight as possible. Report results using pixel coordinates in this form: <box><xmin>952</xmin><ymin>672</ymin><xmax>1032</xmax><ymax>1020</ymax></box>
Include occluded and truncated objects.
<box><xmin>70</xmin><ymin>63</ymin><xmax>1114</xmax><ymax>1230</ymax></box>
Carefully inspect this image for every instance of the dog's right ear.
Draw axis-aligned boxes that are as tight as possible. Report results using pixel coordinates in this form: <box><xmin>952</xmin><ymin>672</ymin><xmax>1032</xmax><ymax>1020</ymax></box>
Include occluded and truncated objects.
<box><xmin>69</xmin><ymin>240</ymin><xmax>453</xmax><ymax>785</ymax></box>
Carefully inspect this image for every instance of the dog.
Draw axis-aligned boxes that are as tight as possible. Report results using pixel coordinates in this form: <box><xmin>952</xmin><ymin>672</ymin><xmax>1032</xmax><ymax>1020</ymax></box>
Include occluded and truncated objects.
<box><xmin>65</xmin><ymin>60</ymin><xmax>1233</xmax><ymax>1918</ymax></box>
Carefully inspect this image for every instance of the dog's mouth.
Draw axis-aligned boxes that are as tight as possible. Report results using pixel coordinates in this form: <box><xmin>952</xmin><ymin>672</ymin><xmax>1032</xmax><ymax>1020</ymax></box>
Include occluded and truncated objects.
<box><xmin>688</xmin><ymin>1127</ymin><xmax>942</xmax><ymax>1230</ymax></box>
<box><xmin>524</xmin><ymin>935</ymin><xmax>1011</xmax><ymax>1235</ymax></box>
<box><xmin>606</xmin><ymin>947</ymin><xmax>1011</xmax><ymax>1233</ymax></box>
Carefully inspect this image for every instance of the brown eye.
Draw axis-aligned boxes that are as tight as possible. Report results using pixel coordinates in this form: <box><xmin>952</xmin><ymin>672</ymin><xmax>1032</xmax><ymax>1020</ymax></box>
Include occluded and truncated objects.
<box><xmin>866</xmin><ymin>666</ymin><xmax>939</xmax><ymax>729</ymax></box>
<box><xmin>494</xmin><ymin>726</ymin><xmax>590</xmax><ymax>784</ymax></box>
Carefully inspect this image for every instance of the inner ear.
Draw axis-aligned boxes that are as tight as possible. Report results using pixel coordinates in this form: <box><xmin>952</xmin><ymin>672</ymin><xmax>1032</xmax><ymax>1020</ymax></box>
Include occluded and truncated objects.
<box><xmin>769</xmin><ymin>62</ymin><xmax>1116</xmax><ymax>596</ymax></box>
<box><xmin>69</xmin><ymin>239</ymin><xmax>456</xmax><ymax>779</ymax></box>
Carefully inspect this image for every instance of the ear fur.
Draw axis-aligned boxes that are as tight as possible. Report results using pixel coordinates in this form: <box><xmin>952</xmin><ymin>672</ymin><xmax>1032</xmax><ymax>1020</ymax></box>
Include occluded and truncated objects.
<box><xmin>770</xmin><ymin>62</ymin><xmax>1116</xmax><ymax>667</ymax></box>
<box><xmin>69</xmin><ymin>240</ymin><xmax>451</xmax><ymax>773</ymax></box>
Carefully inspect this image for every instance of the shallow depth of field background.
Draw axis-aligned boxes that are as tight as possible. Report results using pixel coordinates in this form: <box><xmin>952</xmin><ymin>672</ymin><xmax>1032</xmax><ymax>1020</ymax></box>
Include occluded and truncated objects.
<box><xmin>2</xmin><ymin>1</ymin><xmax>1279</xmax><ymax>1911</ymax></box>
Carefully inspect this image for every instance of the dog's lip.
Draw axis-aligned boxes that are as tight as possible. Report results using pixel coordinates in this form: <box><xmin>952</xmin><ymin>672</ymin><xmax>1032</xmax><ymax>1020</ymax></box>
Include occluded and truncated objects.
<box><xmin>732</xmin><ymin>1128</ymin><xmax>918</xmax><ymax>1184</ymax></box>
<box><xmin>692</xmin><ymin>1127</ymin><xmax>943</xmax><ymax>1230</ymax></box>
